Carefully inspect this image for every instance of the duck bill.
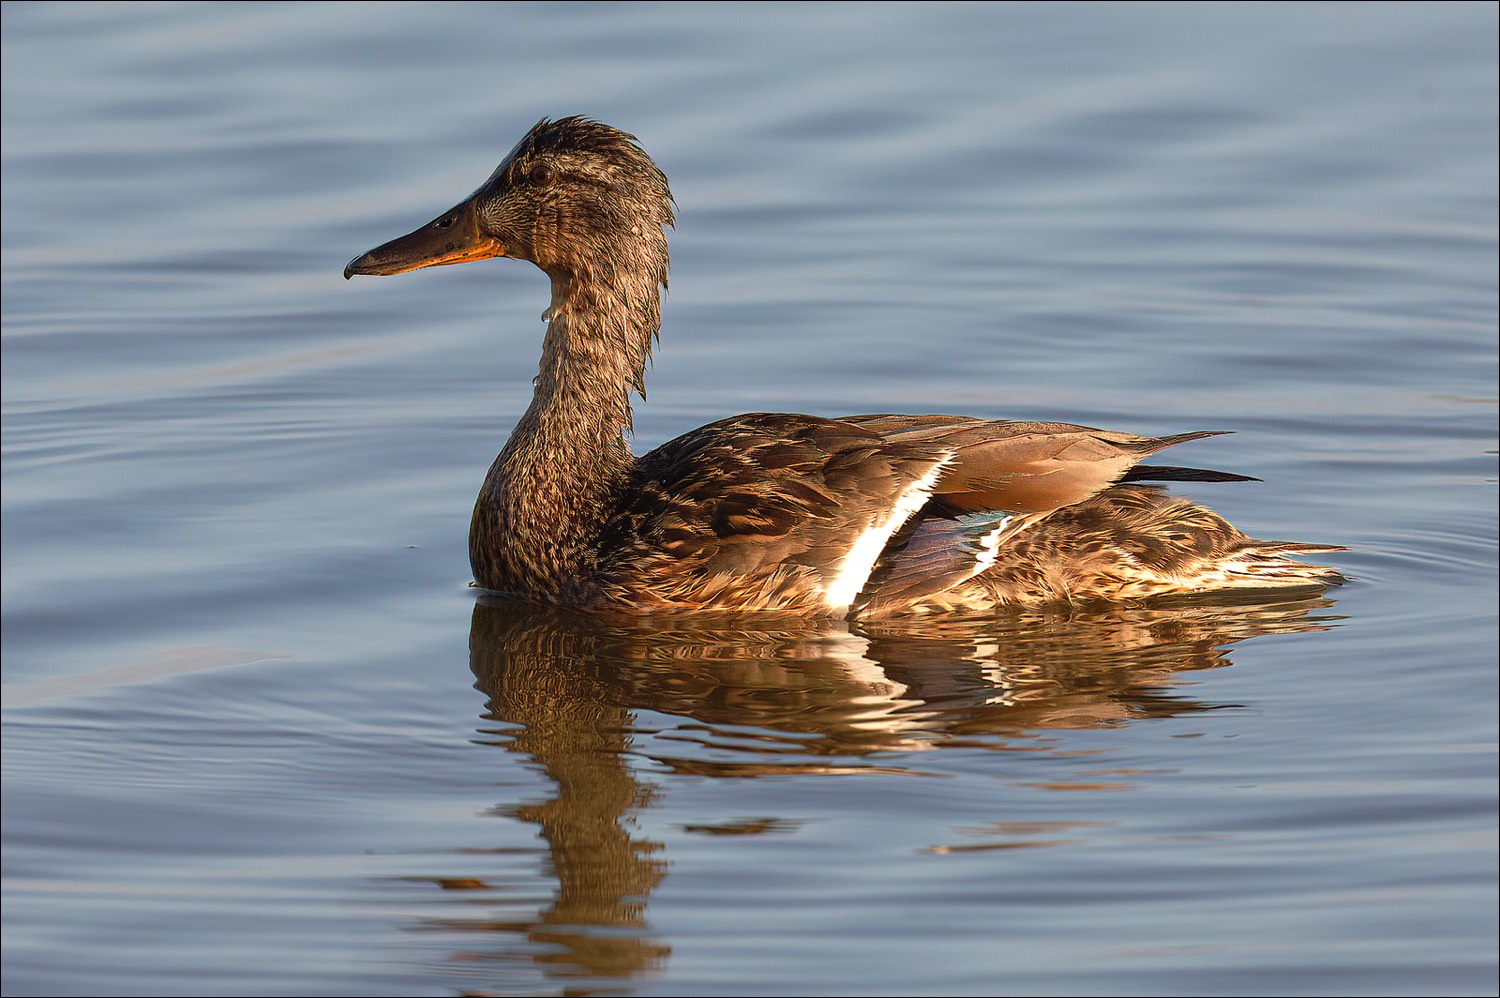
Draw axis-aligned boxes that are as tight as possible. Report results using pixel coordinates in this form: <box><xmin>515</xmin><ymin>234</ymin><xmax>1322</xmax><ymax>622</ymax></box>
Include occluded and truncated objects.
<box><xmin>344</xmin><ymin>197</ymin><xmax>504</xmax><ymax>279</ymax></box>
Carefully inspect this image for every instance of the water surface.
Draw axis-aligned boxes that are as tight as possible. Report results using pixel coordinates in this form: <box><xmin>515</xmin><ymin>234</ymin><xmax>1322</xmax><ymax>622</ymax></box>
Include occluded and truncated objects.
<box><xmin>3</xmin><ymin>3</ymin><xmax>1496</xmax><ymax>996</ymax></box>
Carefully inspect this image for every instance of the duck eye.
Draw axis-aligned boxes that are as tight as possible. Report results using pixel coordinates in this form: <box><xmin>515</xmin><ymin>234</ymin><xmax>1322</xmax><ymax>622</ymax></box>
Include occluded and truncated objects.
<box><xmin>527</xmin><ymin>163</ymin><xmax>553</xmax><ymax>187</ymax></box>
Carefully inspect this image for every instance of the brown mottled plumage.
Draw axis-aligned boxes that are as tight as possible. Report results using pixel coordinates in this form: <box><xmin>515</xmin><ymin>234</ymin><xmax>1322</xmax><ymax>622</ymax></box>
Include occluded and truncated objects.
<box><xmin>346</xmin><ymin>116</ymin><xmax>1342</xmax><ymax>617</ymax></box>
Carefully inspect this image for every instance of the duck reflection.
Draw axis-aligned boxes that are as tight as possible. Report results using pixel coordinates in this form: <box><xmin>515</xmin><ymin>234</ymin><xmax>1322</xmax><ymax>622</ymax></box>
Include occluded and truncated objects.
<box><xmin>435</xmin><ymin>594</ymin><xmax>1338</xmax><ymax>989</ymax></box>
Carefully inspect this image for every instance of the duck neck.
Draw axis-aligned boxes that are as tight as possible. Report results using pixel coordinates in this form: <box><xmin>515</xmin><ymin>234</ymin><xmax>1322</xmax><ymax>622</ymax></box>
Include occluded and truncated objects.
<box><xmin>470</xmin><ymin>269</ymin><xmax>661</xmax><ymax>598</ymax></box>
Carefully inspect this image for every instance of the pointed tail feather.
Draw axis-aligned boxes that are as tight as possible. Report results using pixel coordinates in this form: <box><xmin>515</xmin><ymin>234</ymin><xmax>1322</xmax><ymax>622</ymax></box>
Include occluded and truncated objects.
<box><xmin>1122</xmin><ymin>464</ymin><xmax>1261</xmax><ymax>484</ymax></box>
<box><xmin>1200</xmin><ymin>538</ymin><xmax>1347</xmax><ymax>593</ymax></box>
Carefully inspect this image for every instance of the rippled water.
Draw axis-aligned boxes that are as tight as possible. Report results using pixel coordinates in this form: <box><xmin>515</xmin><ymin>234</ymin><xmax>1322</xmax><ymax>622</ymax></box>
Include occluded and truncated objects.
<box><xmin>3</xmin><ymin>3</ymin><xmax>1496</xmax><ymax>996</ymax></box>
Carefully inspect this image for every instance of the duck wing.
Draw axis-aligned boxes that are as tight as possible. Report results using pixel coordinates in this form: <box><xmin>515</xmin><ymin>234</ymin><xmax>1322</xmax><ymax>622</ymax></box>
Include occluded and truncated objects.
<box><xmin>840</xmin><ymin>414</ymin><xmax>1236</xmax><ymax>514</ymax></box>
<box><xmin>600</xmin><ymin>412</ymin><xmax>1236</xmax><ymax>615</ymax></box>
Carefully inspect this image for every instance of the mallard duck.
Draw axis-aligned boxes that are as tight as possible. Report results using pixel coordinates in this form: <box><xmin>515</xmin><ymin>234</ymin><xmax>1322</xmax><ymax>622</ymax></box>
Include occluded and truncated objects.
<box><xmin>346</xmin><ymin>116</ymin><xmax>1341</xmax><ymax>616</ymax></box>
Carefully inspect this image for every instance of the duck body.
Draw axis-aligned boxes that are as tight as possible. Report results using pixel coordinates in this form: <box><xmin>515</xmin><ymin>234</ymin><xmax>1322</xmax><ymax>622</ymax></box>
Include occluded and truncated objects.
<box><xmin>347</xmin><ymin>116</ymin><xmax>1341</xmax><ymax>618</ymax></box>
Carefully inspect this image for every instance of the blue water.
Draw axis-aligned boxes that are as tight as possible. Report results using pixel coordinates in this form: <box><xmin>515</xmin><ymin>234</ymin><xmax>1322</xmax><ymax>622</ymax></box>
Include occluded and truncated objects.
<box><xmin>3</xmin><ymin>3</ymin><xmax>1496</xmax><ymax>996</ymax></box>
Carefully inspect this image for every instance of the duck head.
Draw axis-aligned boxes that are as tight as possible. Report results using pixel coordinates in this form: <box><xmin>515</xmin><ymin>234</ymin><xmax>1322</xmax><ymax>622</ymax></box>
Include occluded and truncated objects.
<box><xmin>344</xmin><ymin>116</ymin><xmax>674</xmax><ymax>286</ymax></box>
